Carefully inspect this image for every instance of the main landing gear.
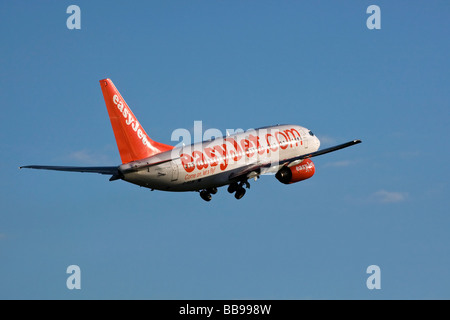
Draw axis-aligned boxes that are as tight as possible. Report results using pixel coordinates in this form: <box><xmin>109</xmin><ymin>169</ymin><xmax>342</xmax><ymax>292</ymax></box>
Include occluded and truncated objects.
<box><xmin>227</xmin><ymin>181</ymin><xmax>250</xmax><ymax>200</ymax></box>
<box><xmin>198</xmin><ymin>181</ymin><xmax>250</xmax><ymax>201</ymax></box>
<box><xmin>199</xmin><ymin>187</ymin><xmax>217</xmax><ymax>202</ymax></box>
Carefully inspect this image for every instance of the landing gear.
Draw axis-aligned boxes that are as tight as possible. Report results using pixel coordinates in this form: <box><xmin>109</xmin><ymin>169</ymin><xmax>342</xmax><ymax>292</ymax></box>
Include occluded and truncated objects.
<box><xmin>200</xmin><ymin>190</ymin><xmax>212</xmax><ymax>202</ymax></box>
<box><xmin>208</xmin><ymin>187</ymin><xmax>218</xmax><ymax>195</ymax></box>
<box><xmin>229</xmin><ymin>180</ymin><xmax>250</xmax><ymax>200</ymax></box>
<box><xmin>228</xmin><ymin>183</ymin><xmax>238</xmax><ymax>194</ymax></box>
<box><xmin>234</xmin><ymin>187</ymin><xmax>246</xmax><ymax>199</ymax></box>
<box><xmin>199</xmin><ymin>187</ymin><xmax>218</xmax><ymax>201</ymax></box>
<box><xmin>199</xmin><ymin>181</ymin><xmax>250</xmax><ymax>201</ymax></box>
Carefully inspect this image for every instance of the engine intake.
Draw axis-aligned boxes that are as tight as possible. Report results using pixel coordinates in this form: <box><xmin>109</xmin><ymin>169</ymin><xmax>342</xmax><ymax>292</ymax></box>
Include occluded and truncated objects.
<box><xmin>276</xmin><ymin>159</ymin><xmax>315</xmax><ymax>184</ymax></box>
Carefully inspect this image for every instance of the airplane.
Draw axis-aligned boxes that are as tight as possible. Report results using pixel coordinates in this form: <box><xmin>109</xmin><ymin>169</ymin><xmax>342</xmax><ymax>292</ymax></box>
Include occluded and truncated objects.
<box><xmin>20</xmin><ymin>78</ymin><xmax>361</xmax><ymax>201</ymax></box>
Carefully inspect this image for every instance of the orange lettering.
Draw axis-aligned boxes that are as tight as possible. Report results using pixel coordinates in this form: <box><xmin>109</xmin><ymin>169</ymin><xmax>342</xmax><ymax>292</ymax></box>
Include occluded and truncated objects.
<box><xmin>225</xmin><ymin>137</ymin><xmax>242</xmax><ymax>162</ymax></box>
<box><xmin>275</xmin><ymin>131</ymin><xmax>288</xmax><ymax>150</ymax></box>
<box><xmin>204</xmin><ymin>147</ymin><xmax>219</xmax><ymax>167</ymax></box>
<box><xmin>193</xmin><ymin>150</ymin><xmax>208</xmax><ymax>170</ymax></box>
<box><xmin>266</xmin><ymin>133</ymin><xmax>278</xmax><ymax>153</ymax></box>
<box><xmin>180</xmin><ymin>153</ymin><xmax>195</xmax><ymax>173</ymax></box>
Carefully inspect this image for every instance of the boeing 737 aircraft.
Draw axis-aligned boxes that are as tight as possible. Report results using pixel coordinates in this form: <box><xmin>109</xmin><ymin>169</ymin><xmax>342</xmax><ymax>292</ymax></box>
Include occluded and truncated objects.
<box><xmin>20</xmin><ymin>79</ymin><xmax>361</xmax><ymax>201</ymax></box>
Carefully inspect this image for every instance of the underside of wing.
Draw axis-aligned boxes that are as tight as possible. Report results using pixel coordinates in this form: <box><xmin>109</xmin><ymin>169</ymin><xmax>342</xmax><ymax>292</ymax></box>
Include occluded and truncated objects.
<box><xmin>228</xmin><ymin>163</ymin><xmax>267</xmax><ymax>182</ymax></box>
<box><xmin>284</xmin><ymin>139</ymin><xmax>362</xmax><ymax>167</ymax></box>
<box><xmin>228</xmin><ymin>139</ymin><xmax>362</xmax><ymax>182</ymax></box>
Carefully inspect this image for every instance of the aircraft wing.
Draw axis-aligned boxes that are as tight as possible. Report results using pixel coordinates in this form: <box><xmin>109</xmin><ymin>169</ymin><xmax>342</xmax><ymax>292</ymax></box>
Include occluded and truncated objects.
<box><xmin>284</xmin><ymin>139</ymin><xmax>362</xmax><ymax>168</ymax></box>
<box><xmin>19</xmin><ymin>165</ymin><xmax>119</xmax><ymax>175</ymax></box>
<box><xmin>229</xmin><ymin>139</ymin><xmax>362</xmax><ymax>182</ymax></box>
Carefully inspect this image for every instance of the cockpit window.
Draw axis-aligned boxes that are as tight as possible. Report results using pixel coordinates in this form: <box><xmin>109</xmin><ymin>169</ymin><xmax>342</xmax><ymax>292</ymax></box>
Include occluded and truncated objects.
<box><xmin>308</xmin><ymin>130</ymin><xmax>314</xmax><ymax>136</ymax></box>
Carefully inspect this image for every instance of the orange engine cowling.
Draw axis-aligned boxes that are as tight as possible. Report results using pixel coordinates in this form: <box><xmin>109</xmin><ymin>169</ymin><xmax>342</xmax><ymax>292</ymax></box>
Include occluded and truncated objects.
<box><xmin>275</xmin><ymin>159</ymin><xmax>315</xmax><ymax>184</ymax></box>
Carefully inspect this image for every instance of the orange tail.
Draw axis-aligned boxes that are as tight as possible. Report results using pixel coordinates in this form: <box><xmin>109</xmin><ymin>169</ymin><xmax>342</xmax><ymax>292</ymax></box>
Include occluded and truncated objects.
<box><xmin>100</xmin><ymin>78</ymin><xmax>174</xmax><ymax>164</ymax></box>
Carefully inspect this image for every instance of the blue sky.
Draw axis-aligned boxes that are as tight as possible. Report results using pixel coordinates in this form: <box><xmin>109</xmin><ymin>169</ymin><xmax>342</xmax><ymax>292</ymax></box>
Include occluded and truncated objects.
<box><xmin>1</xmin><ymin>1</ymin><xmax>449</xmax><ymax>299</ymax></box>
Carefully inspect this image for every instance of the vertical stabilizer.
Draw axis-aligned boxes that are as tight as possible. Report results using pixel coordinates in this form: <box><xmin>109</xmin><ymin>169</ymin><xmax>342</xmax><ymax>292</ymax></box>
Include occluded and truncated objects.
<box><xmin>99</xmin><ymin>78</ymin><xmax>174</xmax><ymax>164</ymax></box>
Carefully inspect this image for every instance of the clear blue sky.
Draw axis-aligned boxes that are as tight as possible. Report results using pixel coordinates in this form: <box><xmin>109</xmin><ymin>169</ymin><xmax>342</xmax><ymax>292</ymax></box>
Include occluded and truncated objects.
<box><xmin>1</xmin><ymin>1</ymin><xmax>449</xmax><ymax>299</ymax></box>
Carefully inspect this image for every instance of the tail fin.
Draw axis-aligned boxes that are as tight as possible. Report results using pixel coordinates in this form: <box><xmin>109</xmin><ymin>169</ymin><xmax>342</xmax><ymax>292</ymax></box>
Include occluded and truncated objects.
<box><xmin>100</xmin><ymin>78</ymin><xmax>174</xmax><ymax>164</ymax></box>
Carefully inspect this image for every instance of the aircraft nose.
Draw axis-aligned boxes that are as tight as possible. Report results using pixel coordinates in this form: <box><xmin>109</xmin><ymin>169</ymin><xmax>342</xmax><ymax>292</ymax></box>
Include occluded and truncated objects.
<box><xmin>315</xmin><ymin>136</ymin><xmax>320</xmax><ymax>150</ymax></box>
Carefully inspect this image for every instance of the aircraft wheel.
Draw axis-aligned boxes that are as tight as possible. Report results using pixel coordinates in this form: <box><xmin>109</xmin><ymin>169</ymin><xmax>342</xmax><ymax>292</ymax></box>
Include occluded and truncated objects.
<box><xmin>227</xmin><ymin>183</ymin><xmax>238</xmax><ymax>194</ymax></box>
<box><xmin>234</xmin><ymin>187</ymin><xmax>246</xmax><ymax>200</ymax></box>
<box><xmin>200</xmin><ymin>190</ymin><xmax>212</xmax><ymax>202</ymax></box>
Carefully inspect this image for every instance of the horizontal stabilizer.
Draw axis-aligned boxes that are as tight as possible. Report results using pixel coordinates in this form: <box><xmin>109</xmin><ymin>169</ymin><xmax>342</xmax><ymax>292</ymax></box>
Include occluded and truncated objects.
<box><xmin>19</xmin><ymin>165</ymin><xmax>119</xmax><ymax>175</ymax></box>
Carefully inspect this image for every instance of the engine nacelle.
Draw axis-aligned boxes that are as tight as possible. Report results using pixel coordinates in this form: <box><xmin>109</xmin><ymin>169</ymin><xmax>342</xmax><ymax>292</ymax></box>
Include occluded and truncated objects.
<box><xmin>275</xmin><ymin>159</ymin><xmax>315</xmax><ymax>184</ymax></box>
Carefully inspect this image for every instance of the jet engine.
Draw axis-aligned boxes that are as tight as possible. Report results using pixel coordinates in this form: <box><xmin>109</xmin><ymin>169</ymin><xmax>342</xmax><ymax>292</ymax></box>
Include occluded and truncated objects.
<box><xmin>275</xmin><ymin>159</ymin><xmax>315</xmax><ymax>184</ymax></box>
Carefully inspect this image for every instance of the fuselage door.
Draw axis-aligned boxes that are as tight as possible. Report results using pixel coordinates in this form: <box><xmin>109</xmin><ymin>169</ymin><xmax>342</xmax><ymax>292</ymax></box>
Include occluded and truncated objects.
<box><xmin>171</xmin><ymin>160</ymin><xmax>179</xmax><ymax>181</ymax></box>
<box><xmin>302</xmin><ymin>130</ymin><xmax>309</xmax><ymax>149</ymax></box>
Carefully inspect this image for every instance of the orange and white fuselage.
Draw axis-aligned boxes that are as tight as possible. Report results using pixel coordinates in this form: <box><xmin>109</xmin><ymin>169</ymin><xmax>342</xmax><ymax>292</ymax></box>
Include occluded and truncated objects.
<box><xmin>121</xmin><ymin>124</ymin><xmax>320</xmax><ymax>192</ymax></box>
